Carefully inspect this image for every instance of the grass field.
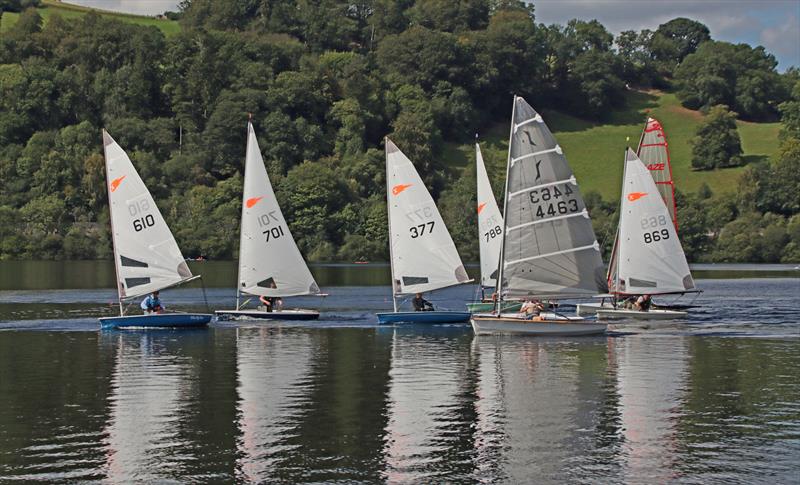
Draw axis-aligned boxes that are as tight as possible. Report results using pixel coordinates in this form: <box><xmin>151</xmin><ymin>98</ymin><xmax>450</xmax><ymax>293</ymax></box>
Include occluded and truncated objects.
<box><xmin>449</xmin><ymin>90</ymin><xmax>781</xmax><ymax>201</ymax></box>
<box><xmin>0</xmin><ymin>0</ymin><xmax>180</xmax><ymax>36</ymax></box>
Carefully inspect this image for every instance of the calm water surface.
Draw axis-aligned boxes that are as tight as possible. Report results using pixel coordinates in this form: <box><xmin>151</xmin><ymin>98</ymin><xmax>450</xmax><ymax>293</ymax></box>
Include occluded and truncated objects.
<box><xmin>0</xmin><ymin>262</ymin><xmax>798</xmax><ymax>483</ymax></box>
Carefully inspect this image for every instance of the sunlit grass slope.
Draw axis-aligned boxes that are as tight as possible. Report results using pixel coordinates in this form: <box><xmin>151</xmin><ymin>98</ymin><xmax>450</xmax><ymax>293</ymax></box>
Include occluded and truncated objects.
<box><xmin>0</xmin><ymin>0</ymin><xmax>180</xmax><ymax>35</ymax></box>
<box><xmin>449</xmin><ymin>90</ymin><xmax>781</xmax><ymax>201</ymax></box>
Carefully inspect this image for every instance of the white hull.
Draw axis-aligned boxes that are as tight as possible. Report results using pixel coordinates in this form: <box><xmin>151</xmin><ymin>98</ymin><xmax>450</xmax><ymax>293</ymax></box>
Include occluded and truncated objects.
<box><xmin>576</xmin><ymin>302</ymin><xmax>614</xmax><ymax>316</ymax></box>
<box><xmin>596</xmin><ymin>308</ymin><xmax>687</xmax><ymax>321</ymax></box>
<box><xmin>215</xmin><ymin>309</ymin><xmax>320</xmax><ymax>321</ymax></box>
<box><xmin>471</xmin><ymin>313</ymin><xmax>607</xmax><ymax>336</ymax></box>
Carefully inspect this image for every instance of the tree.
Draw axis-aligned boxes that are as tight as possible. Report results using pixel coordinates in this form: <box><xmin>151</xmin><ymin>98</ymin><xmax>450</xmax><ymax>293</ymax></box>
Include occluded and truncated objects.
<box><xmin>690</xmin><ymin>105</ymin><xmax>743</xmax><ymax>170</ymax></box>
<box><xmin>649</xmin><ymin>17</ymin><xmax>710</xmax><ymax>70</ymax></box>
<box><xmin>675</xmin><ymin>41</ymin><xmax>786</xmax><ymax>120</ymax></box>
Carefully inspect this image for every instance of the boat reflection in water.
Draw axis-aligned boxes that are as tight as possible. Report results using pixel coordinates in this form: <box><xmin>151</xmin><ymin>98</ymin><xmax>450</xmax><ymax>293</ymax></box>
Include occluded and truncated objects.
<box><xmin>234</xmin><ymin>326</ymin><xmax>313</xmax><ymax>481</ymax></box>
<box><xmin>103</xmin><ymin>333</ymin><xmax>195</xmax><ymax>481</ymax></box>
<box><xmin>469</xmin><ymin>336</ymin><xmax>614</xmax><ymax>482</ymax></box>
<box><xmin>612</xmin><ymin>336</ymin><xmax>688</xmax><ymax>482</ymax></box>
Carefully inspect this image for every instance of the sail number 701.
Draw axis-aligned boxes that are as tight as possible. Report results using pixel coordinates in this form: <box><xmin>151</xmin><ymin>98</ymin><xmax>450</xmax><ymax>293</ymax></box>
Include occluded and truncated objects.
<box><xmin>258</xmin><ymin>210</ymin><xmax>285</xmax><ymax>242</ymax></box>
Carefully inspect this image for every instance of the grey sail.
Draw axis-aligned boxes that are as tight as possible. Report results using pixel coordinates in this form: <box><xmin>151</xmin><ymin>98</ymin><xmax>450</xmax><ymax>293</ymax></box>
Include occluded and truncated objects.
<box><xmin>499</xmin><ymin>96</ymin><xmax>606</xmax><ymax>299</ymax></box>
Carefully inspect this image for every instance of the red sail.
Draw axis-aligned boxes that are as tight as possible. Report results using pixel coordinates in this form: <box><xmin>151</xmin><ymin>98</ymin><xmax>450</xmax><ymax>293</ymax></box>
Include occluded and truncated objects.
<box><xmin>636</xmin><ymin>117</ymin><xmax>678</xmax><ymax>232</ymax></box>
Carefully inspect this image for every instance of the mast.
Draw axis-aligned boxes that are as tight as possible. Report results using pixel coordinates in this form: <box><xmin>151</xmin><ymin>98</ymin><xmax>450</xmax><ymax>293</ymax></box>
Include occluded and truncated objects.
<box><xmin>385</xmin><ymin>137</ymin><xmax>398</xmax><ymax>313</ymax></box>
<box><xmin>495</xmin><ymin>95</ymin><xmax>516</xmax><ymax>313</ymax></box>
<box><xmin>615</xmin><ymin>148</ymin><xmax>628</xmax><ymax>305</ymax></box>
<box><xmin>235</xmin><ymin>116</ymin><xmax>252</xmax><ymax>310</ymax></box>
<box><xmin>102</xmin><ymin>129</ymin><xmax>124</xmax><ymax>316</ymax></box>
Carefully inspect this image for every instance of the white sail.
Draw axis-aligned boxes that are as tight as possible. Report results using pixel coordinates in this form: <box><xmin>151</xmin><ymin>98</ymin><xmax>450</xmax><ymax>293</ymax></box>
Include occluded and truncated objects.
<box><xmin>386</xmin><ymin>138</ymin><xmax>470</xmax><ymax>295</ymax></box>
<box><xmin>103</xmin><ymin>130</ymin><xmax>192</xmax><ymax>300</ymax></box>
<box><xmin>476</xmin><ymin>143</ymin><xmax>504</xmax><ymax>288</ymax></box>
<box><xmin>498</xmin><ymin>96</ymin><xmax>605</xmax><ymax>299</ymax></box>
<box><xmin>616</xmin><ymin>149</ymin><xmax>695</xmax><ymax>295</ymax></box>
<box><xmin>238</xmin><ymin>123</ymin><xmax>319</xmax><ymax>297</ymax></box>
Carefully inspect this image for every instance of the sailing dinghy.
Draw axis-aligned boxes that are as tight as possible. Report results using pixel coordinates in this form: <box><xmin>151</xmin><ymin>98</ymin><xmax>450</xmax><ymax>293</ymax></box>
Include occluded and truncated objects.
<box><xmin>215</xmin><ymin>122</ymin><xmax>321</xmax><ymax>321</ymax></box>
<box><xmin>466</xmin><ymin>142</ymin><xmax>521</xmax><ymax>314</ymax></box>
<box><xmin>593</xmin><ymin>148</ymin><xmax>697</xmax><ymax>321</ymax></box>
<box><xmin>577</xmin><ymin>116</ymin><xmax>692</xmax><ymax>316</ymax></box>
<box><xmin>471</xmin><ymin>96</ymin><xmax>607</xmax><ymax>336</ymax></box>
<box><xmin>376</xmin><ymin>138</ymin><xmax>472</xmax><ymax>324</ymax></box>
<box><xmin>98</xmin><ymin>131</ymin><xmax>212</xmax><ymax>329</ymax></box>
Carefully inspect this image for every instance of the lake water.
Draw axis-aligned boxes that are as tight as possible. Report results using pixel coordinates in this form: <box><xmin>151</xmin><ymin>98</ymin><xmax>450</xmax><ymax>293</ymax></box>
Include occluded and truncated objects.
<box><xmin>0</xmin><ymin>262</ymin><xmax>798</xmax><ymax>483</ymax></box>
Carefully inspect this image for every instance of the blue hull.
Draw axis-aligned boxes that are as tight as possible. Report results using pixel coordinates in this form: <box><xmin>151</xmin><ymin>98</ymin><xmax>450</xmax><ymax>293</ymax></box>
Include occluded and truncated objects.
<box><xmin>376</xmin><ymin>311</ymin><xmax>471</xmax><ymax>325</ymax></box>
<box><xmin>99</xmin><ymin>313</ymin><xmax>212</xmax><ymax>329</ymax></box>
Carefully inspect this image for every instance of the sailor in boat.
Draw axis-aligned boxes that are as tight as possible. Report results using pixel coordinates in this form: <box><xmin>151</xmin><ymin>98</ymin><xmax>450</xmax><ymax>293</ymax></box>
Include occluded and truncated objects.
<box><xmin>259</xmin><ymin>295</ymin><xmax>283</xmax><ymax>313</ymax></box>
<box><xmin>634</xmin><ymin>294</ymin><xmax>653</xmax><ymax>312</ymax></box>
<box><xmin>520</xmin><ymin>299</ymin><xmax>546</xmax><ymax>320</ymax></box>
<box><xmin>412</xmin><ymin>293</ymin><xmax>434</xmax><ymax>312</ymax></box>
<box><xmin>140</xmin><ymin>291</ymin><xmax>164</xmax><ymax>315</ymax></box>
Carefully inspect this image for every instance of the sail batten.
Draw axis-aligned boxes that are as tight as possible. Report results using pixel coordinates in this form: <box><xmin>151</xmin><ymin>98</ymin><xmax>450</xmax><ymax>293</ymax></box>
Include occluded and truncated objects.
<box><xmin>238</xmin><ymin>123</ymin><xmax>319</xmax><ymax>298</ymax></box>
<box><xmin>386</xmin><ymin>138</ymin><xmax>470</xmax><ymax>295</ymax></box>
<box><xmin>476</xmin><ymin>143</ymin><xmax>504</xmax><ymax>288</ymax></box>
<box><xmin>498</xmin><ymin>97</ymin><xmax>606</xmax><ymax>299</ymax></box>
<box><xmin>103</xmin><ymin>130</ymin><xmax>192</xmax><ymax>302</ymax></box>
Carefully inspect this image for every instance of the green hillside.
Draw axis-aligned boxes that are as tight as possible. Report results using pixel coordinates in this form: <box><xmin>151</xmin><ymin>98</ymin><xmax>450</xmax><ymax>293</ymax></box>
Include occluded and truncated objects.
<box><xmin>0</xmin><ymin>0</ymin><xmax>180</xmax><ymax>36</ymax></box>
<box><xmin>448</xmin><ymin>90</ymin><xmax>781</xmax><ymax>201</ymax></box>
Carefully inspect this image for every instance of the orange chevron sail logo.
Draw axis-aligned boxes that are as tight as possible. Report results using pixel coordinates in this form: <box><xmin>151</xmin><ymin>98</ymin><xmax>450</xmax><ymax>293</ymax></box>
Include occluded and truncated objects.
<box><xmin>477</xmin><ymin>202</ymin><xmax>487</xmax><ymax>214</ymax></box>
<box><xmin>627</xmin><ymin>192</ymin><xmax>648</xmax><ymax>202</ymax></box>
<box><xmin>246</xmin><ymin>196</ymin><xmax>264</xmax><ymax>208</ymax></box>
<box><xmin>392</xmin><ymin>184</ymin><xmax>412</xmax><ymax>196</ymax></box>
<box><xmin>110</xmin><ymin>175</ymin><xmax>126</xmax><ymax>192</ymax></box>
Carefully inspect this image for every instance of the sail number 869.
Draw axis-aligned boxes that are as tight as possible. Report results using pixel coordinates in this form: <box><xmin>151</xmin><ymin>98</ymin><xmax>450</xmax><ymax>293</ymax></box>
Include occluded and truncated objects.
<box><xmin>643</xmin><ymin>229</ymin><xmax>669</xmax><ymax>244</ymax></box>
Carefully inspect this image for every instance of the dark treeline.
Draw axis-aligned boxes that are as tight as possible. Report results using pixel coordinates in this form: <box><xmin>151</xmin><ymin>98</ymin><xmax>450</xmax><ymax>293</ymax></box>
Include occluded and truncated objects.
<box><xmin>0</xmin><ymin>0</ymin><xmax>797</xmax><ymax>262</ymax></box>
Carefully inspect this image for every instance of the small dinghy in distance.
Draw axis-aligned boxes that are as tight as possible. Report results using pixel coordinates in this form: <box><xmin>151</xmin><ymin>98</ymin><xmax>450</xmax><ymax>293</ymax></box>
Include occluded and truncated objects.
<box><xmin>596</xmin><ymin>148</ymin><xmax>698</xmax><ymax>321</ymax></box>
<box><xmin>98</xmin><ymin>131</ymin><xmax>211</xmax><ymax>329</ymax></box>
<box><xmin>215</xmin><ymin>121</ymin><xmax>321</xmax><ymax>321</ymax></box>
<box><xmin>376</xmin><ymin>138</ymin><xmax>472</xmax><ymax>325</ymax></box>
<box><xmin>471</xmin><ymin>96</ymin><xmax>608</xmax><ymax>337</ymax></box>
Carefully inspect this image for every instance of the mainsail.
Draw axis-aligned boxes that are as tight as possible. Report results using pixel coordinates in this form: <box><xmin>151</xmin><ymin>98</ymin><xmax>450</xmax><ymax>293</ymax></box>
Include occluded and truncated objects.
<box><xmin>385</xmin><ymin>138</ymin><xmax>470</xmax><ymax>295</ymax></box>
<box><xmin>636</xmin><ymin>117</ymin><xmax>677</xmax><ymax>231</ymax></box>
<box><xmin>238</xmin><ymin>122</ymin><xmax>319</xmax><ymax>297</ymax></box>
<box><xmin>103</xmin><ymin>130</ymin><xmax>193</xmax><ymax>300</ymax></box>
<box><xmin>612</xmin><ymin>149</ymin><xmax>695</xmax><ymax>295</ymax></box>
<box><xmin>498</xmin><ymin>96</ymin><xmax>605</xmax><ymax>299</ymax></box>
<box><xmin>476</xmin><ymin>143</ymin><xmax>504</xmax><ymax>288</ymax></box>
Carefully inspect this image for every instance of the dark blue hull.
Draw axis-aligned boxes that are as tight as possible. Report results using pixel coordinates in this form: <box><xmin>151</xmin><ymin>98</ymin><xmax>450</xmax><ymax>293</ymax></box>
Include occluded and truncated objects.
<box><xmin>376</xmin><ymin>311</ymin><xmax>471</xmax><ymax>325</ymax></box>
<box><xmin>99</xmin><ymin>313</ymin><xmax>212</xmax><ymax>329</ymax></box>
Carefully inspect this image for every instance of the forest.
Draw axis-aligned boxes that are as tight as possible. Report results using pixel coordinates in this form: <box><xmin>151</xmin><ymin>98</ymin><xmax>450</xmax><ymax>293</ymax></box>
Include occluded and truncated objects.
<box><xmin>0</xmin><ymin>0</ymin><xmax>798</xmax><ymax>263</ymax></box>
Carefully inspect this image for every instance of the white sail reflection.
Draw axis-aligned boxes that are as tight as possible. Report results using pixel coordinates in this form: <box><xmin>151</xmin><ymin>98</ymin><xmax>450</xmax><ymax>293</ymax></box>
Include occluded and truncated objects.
<box><xmin>470</xmin><ymin>338</ymin><xmax>608</xmax><ymax>481</ymax></box>
<box><xmin>614</xmin><ymin>336</ymin><xmax>688</xmax><ymax>481</ymax></box>
<box><xmin>103</xmin><ymin>334</ymin><xmax>193</xmax><ymax>482</ymax></box>
<box><xmin>382</xmin><ymin>329</ymin><xmax>467</xmax><ymax>481</ymax></box>
<box><xmin>234</xmin><ymin>327</ymin><xmax>313</xmax><ymax>482</ymax></box>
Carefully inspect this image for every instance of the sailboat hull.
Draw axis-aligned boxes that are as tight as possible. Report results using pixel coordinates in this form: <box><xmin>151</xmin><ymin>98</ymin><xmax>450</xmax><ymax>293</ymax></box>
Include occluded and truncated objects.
<box><xmin>596</xmin><ymin>308</ymin><xmax>687</xmax><ymax>321</ymax></box>
<box><xmin>376</xmin><ymin>311</ymin><xmax>471</xmax><ymax>325</ymax></box>
<box><xmin>99</xmin><ymin>313</ymin><xmax>212</xmax><ymax>329</ymax></box>
<box><xmin>471</xmin><ymin>314</ymin><xmax>607</xmax><ymax>336</ymax></box>
<box><xmin>576</xmin><ymin>302</ymin><xmax>614</xmax><ymax>316</ymax></box>
<box><xmin>215</xmin><ymin>309</ymin><xmax>319</xmax><ymax>321</ymax></box>
<box><xmin>466</xmin><ymin>301</ymin><xmax>522</xmax><ymax>313</ymax></box>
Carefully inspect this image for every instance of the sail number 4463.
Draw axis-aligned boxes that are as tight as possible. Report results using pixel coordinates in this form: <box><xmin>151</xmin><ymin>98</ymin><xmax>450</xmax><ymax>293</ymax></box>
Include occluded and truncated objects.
<box><xmin>529</xmin><ymin>184</ymin><xmax>579</xmax><ymax>218</ymax></box>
